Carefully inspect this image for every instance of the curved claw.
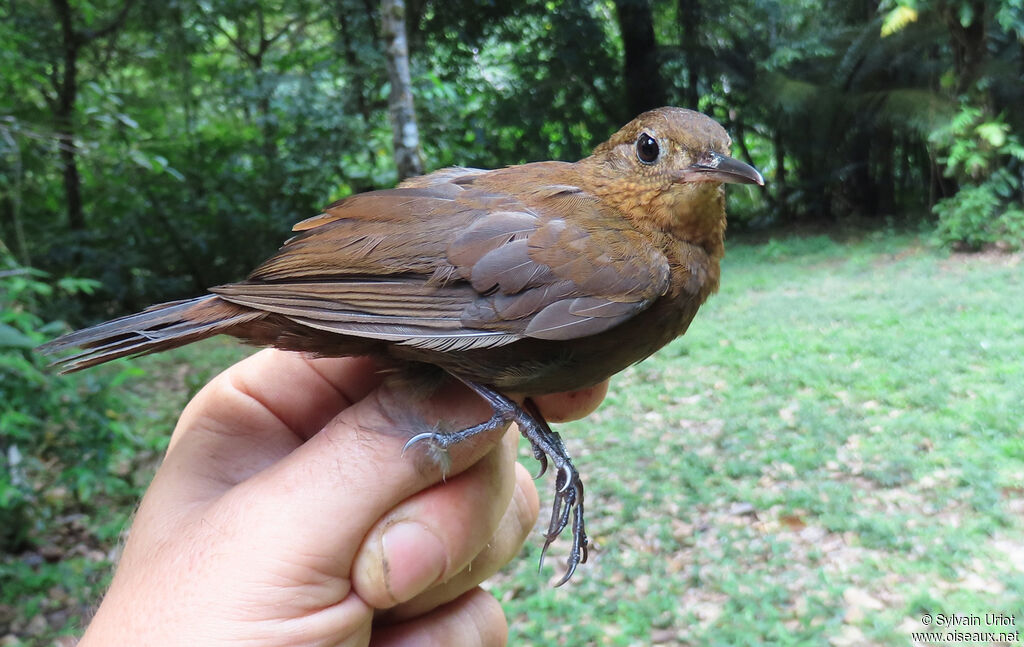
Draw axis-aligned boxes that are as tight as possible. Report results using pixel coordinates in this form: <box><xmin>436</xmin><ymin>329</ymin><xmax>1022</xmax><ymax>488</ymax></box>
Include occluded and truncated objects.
<box><xmin>553</xmin><ymin>560</ymin><xmax>579</xmax><ymax>587</ymax></box>
<box><xmin>554</xmin><ymin>499</ymin><xmax>589</xmax><ymax>586</ymax></box>
<box><xmin>538</xmin><ymin>537</ymin><xmax>552</xmax><ymax>573</ymax></box>
<box><xmin>532</xmin><ymin>452</ymin><xmax>549</xmax><ymax>479</ymax></box>
<box><xmin>557</xmin><ymin>463</ymin><xmax>575</xmax><ymax>493</ymax></box>
<box><xmin>545</xmin><ymin>491</ymin><xmax>572</xmax><ymax>542</ymax></box>
<box><xmin>402</xmin><ymin>431</ymin><xmax>441</xmax><ymax>455</ymax></box>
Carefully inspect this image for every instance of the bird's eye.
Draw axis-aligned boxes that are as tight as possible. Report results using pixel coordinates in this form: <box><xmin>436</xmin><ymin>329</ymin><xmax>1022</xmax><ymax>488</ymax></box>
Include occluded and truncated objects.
<box><xmin>636</xmin><ymin>133</ymin><xmax>659</xmax><ymax>165</ymax></box>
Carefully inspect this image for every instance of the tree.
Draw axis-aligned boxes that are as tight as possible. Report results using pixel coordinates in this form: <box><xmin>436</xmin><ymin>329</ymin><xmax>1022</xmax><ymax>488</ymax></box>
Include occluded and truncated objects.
<box><xmin>5</xmin><ymin>0</ymin><xmax>1024</xmax><ymax>329</ymax></box>
<box><xmin>677</xmin><ymin>0</ymin><xmax>704</xmax><ymax>109</ymax></box>
<box><xmin>381</xmin><ymin>0</ymin><xmax>424</xmax><ymax>180</ymax></box>
<box><xmin>883</xmin><ymin>0</ymin><xmax>1024</xmax><ymax>248</ymax></box>
<box><xmin>613</xmin><ymin>0</ymin><xmax>666</xmax><ymax>118</ymax></box>
<box><xmin>44</xmin><ymin>0</ymin><xmax>135</xmax><ymax>233</ymax></box>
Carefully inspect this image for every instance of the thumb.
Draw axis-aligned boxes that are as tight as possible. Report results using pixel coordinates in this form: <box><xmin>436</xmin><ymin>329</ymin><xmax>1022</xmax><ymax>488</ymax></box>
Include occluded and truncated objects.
<box><xmin>220</xmin><ymin>374</ymin><xmax>510</xmax><ymax>582</ymax></box>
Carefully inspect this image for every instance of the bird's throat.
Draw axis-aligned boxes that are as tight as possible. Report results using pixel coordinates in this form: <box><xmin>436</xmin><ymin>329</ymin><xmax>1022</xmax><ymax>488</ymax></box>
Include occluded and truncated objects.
<box><xmin>576</xmin><ymin>157</ymin><xmax>727</xmax><ymax>259</ymax></box>
<box><xmin>659</xmin><ymin>184</ymin><xmax>727</xmax><ymax>261</ymax></box>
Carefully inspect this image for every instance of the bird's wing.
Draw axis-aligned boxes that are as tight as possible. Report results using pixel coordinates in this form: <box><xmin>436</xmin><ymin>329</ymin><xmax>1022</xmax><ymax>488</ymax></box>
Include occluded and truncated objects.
<box><xmin>448</xmin><ymin>183</ymin><xmax>672</xmax><ymax>340</ymax></box>
<box><xmin>211</xmin><ymin>168</ymin><xmax>671</xmax><ymax>350</ymax></box>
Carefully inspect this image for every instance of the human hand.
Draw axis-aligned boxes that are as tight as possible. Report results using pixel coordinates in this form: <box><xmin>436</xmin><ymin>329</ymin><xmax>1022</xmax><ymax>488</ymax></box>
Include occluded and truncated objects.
<box><xmin>79</xmin><ymin>349</ymin><xmax>607</xmax><ymax>646</ymax></box>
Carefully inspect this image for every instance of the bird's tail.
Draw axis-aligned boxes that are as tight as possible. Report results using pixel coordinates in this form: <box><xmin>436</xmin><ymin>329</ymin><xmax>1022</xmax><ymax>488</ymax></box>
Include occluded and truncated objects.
<box><xmin>38</xmin><ymin>295</ymin><xmax>262</xmax><ymax>373</ymax></box>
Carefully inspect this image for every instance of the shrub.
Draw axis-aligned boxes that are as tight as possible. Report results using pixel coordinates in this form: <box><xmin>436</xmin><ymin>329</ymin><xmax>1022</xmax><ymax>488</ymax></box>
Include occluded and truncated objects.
<box><xmin>0</xmin><ymin>254</ymin><xmax>141</xmax><ymax>553</ymax></box>
<box><xmin>931</xmin><ymin>105</ymin><xmax>1024</xmax><ymax>250</ymax></box>
<box><xmin>934</xmin><ymin>170</ymin><xmax>1024</xmax><ymax>250</ymax></box>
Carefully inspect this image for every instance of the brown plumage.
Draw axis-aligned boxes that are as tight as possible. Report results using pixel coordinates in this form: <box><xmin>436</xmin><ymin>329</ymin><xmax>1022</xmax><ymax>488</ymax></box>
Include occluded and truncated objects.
<box><xmin>39</xmin><ymin>107</ymin><xmax>763</xmax><ymax>583</ymax></box>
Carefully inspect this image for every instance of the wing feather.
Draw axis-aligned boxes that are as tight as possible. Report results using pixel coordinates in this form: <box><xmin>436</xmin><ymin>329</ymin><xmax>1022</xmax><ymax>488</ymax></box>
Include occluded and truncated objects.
<box><xmin>204</xmin><ymin>164</ymin><xmax>672</xmax><ymax>349</ymax></box>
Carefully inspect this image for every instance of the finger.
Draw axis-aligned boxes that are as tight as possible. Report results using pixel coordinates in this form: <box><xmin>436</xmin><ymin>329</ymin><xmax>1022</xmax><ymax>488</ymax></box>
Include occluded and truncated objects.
<box><xmin>350</xmin><ymin>430</ymin><xmax>514</xmax><ymax>608</ymax></box>
<box><xmin>224</xmin><ymin>351</ymin><xmax>385</xmax><ymax>441</ymax></box>
<box><xmin>370</xmin><ymin>588</ymin><xmax>507</xmax><ymax>647</ymax></box>
<box><xmin>530</xmin><ymin>379</ymin><xmax>609</xmax><ymax>423</ymax></box>
<box><xmin>352</xmin><ymin>428</ymin><xmax>537</xmax><ymax>608</ymax></box>
<box><xmin>174</xmin><ymin>350</ymin><xmax>380</xmax><ymax>445</ymax></box>
<box><xmin>380</xmin><ymin>460</ymin><xmax>539</xmax><ymax>622</ymax></box>
<box><xmin>160</xmin><ymin>351</ymin><xmax>384</xmax><ymax>497</ymax></box>
<box><xmin>221</xmin><ymin>375</ymin><xmax>509</xmax><ymax>581</ymax></box>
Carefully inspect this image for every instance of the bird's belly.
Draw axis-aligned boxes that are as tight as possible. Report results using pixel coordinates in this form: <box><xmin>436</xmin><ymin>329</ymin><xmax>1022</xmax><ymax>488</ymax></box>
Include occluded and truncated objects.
<box><xmin>404</xmin><ymin>293</ymin><xmax>702</xmax><ymax>395</ymax></box>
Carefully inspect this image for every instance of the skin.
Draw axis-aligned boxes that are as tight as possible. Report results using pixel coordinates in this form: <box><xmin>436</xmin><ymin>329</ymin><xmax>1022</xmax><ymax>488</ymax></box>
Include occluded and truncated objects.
<box><xmin>41</xmin><ymin>108</ymin><xmax>761</xmax><ymax>612</ymax></box>
<box><xmin>78</xmin><ymin>349</ymin><xmax>607</xmax><ymax>647</ymax></box>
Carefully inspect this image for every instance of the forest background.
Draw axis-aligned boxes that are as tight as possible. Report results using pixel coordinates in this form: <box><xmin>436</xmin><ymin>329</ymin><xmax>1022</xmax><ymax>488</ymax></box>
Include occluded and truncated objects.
<box><xmin>2</xmin><ymin>1</ymin><xmax>1023</xmax><ymax>645</ymax></box>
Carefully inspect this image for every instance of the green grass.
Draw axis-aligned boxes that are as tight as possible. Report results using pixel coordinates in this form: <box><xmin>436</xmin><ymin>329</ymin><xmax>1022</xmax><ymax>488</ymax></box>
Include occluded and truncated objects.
<box><xmin>8</xmin><ymin>231</ymin><xmax>1024</xmax><ymax>645</ymax></box>
<box><xmin>489</xmin><ymin>231</ymin><xmax>1024</xmax><ymax>646</ymax></box>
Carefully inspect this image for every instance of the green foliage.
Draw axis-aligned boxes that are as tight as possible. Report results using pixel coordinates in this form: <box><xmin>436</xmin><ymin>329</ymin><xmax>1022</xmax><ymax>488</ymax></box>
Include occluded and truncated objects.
<box><xmin>933</xmin><ymin>182</ymin><xmax>1024</xmax><ymax>250</ymax></box>
<box><xmin>0</xmin><ymin>250</ymin><xmax>172</xmax><ymax>640</ymax></box>
<box><xmin>881</xmin><ymin>5</ymin><xmax>919</xmax><ymax>37</ymax></box>
<box><xmin>0</xmin><ymin>252</ymin><xmax>143</xmax><ymax>553</ymax></box>
<box><xmin>3</xmin><ymin>0</ymin><xmax>1024</xmax><ymax>310</ymax></box>
<box><xmin>0</xmin><ymin>0</ymin><xmax>633</xmax><ymax>319</ymax></box>
<box><xmin>3</xmin><ymin>0</ymin><xmax>1024</xmax><ymax>639</ymax></box>
<box><xmin>931</xmin><ymin>106</ymin><xmax>1024</xmax><ymax>249</ymax></box>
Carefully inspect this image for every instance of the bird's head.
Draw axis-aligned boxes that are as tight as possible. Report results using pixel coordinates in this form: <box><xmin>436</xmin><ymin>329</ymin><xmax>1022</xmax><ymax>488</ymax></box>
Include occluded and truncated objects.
<box><xmin>582</xmin><ymin>107</ymin><xmax>763</xmax><ymax>254</ymax></box>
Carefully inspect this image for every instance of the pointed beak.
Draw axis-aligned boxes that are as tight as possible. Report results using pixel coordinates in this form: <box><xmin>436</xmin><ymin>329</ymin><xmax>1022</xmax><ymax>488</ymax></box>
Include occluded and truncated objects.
<box><xmin>677</xmin><ymin>152</ymin><xmax>765</xmax><ymax>186</ymax></box>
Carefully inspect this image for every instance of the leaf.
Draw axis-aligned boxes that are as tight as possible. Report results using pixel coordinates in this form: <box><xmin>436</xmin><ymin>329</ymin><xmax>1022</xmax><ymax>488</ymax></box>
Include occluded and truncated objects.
<box><xmin>1005</xmin><ymin>142</ymin><xmax>1024</xmax><ymax>161</ymax></box>
<box><xmin>881</xmin><ymin>6</ymin><xmax>919</xmax><ymax>37</ymax></box>
<box><xmin>56</xmin><ymin>276</ymin><xmax>101</xmax><ymax>295</ymax></box>
<box><xmin>116</xmin><ymin>113</ymin><xmax>139</xmax><ymax>129</ymax></box>
<box><xmin>975</xmin><ymin>121</ymin><xmax>1008</xmax><ymax>148</ymax></box>
<box><xmin>165</xmin><ymin>166</ymin><xmax>185</xmax><ymax>181</ymax></box>
<box><xmin>959</xmin><ymin>3</ymin><xmax>975</xmax><ymax>27</ymax></box>
<box><xmin>0</xmin><ymin>323</ymin><xmax>36</xmax><ymax>349</ymax></box>
<box><xmin>129</xmin><ymin>149</ymin><xmax>153</xmax><ymax>171</ymax></box>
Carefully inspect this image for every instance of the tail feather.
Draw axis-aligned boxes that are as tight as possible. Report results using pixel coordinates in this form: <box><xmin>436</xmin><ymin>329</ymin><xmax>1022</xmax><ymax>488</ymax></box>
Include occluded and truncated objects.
<box><xmin>38</xmin><ymin>295</ymin><xmax>262</xmax><ymax>373</ymax></box>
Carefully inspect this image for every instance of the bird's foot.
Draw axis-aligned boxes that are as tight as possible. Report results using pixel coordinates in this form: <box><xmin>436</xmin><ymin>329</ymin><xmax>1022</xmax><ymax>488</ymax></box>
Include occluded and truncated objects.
<box><xmin>403</xmin><ymin>414</ymin><xmax>511</xmax><ymax>455</ymax></box>
<box><xmin>402</xmin><ymin>376</ymin><xmax>588</xmax><ymax>585</ymax></box>
<box><xmin>522</xmin><ymin>399</ymin><xmax>588</xmax><ymax>585</ymax></box>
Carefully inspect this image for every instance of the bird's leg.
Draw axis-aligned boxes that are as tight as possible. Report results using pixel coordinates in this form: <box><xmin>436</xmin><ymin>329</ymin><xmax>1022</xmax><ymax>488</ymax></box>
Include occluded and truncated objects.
<box><xmin>521</xmin><ymin>398</ymin><xmax>588</xmax><ymax>584</ymax></box>
<box><xmin>403</xmin><ymin>375</ymin><xmax>589</xmax><ymax>585</ymax></box>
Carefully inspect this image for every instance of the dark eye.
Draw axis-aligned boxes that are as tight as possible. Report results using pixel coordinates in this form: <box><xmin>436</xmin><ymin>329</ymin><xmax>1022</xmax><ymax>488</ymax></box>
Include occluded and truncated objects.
<box><xmin>636</xmin><ymin>133</ymin><xmax>659</xmax><ymax>164</ymax></box>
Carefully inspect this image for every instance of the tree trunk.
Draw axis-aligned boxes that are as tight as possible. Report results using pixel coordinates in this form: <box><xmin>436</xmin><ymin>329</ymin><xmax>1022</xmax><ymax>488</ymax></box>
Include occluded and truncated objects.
<box><xmin>381</xmin><ymin>0</ymin><xmax>423</xmax><ymax>181</ymax></box>
<box><xmin>613</xmin><ymin>0</ymin><xmax>665</xmax><ymax>119</ymax></box>
<box><xmin>773</xmin><ymin>129</ymin><xmax>787</xmax><ymax>215</ymax></box>
<box><xmin>252</xmin><ymin>10</ymin><xmax>279</xmax><ymax>172</ymax></box>
<box><xmin>942</xmin><ymin>0</ymin><xmax>987</xmax><ymax>94</ymax></box>
<box><xmin>677</xmin><ymin>0</ymin><xmax>702</xmax><ymax>109</ymax></box>
<box><xmin>53</xmin><ymin>0</ymin><xmax>85</xmax><ymax>231</ymax></box>
<box><xmin>335</xmin><ymin>1</ymin><xmax>371</xmax><ymax>123</ymax></box>
<box><xmin>848</xmin><ymin>135</ymin><xmax>877</xmax><ymax>216</ymax></box>
<box><xmin>49</xmin><ymin>0</ymin><xmax>135</xmax><ymax>233</ymax></box>
<box><xmin>876</xmin><ymin>126</ymin><xmax>894</xmax><ymax>216</ymax></box>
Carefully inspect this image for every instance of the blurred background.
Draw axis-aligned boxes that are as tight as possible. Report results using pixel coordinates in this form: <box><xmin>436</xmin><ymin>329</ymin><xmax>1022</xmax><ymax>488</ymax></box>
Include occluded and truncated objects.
<box><xmin>1</xmin><ymin>1</ymin><xmax>1022</xmax><ymax>645</ymax></box>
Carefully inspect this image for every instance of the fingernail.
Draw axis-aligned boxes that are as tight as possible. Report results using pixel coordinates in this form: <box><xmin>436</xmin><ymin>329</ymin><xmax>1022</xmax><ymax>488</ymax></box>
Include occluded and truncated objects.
<box><xmin>381</xmin><ymin>521</ymin><xmax>447</xmax><ymax>603</ymax></box>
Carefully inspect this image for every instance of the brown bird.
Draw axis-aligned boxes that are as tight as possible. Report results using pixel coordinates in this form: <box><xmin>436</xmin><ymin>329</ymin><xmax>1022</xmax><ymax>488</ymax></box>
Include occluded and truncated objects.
<box><xmin>40</xmin><ymin>107</ymin><xmax>763</xmax><ymax>584</ymax></box>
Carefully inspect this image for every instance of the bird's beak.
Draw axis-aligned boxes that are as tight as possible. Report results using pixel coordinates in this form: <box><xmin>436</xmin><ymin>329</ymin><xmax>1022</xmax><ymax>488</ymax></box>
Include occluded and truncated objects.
<box><xmin>676</xmin><ymin>152</ymin><xmax>765</xmax><ymax>186</ymax></box>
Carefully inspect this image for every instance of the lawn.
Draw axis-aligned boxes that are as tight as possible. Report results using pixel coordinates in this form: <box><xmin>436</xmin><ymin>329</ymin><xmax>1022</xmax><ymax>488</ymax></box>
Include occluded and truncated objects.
<box><xmin>490</xmin><ymin>231</ymin><xmax>1024</xmax><ymax>646</ymax></box>
<box><xmin>5</xmin><ymin>230</ymin><xmax>1024</xmax><ymax>646</ymax></box>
